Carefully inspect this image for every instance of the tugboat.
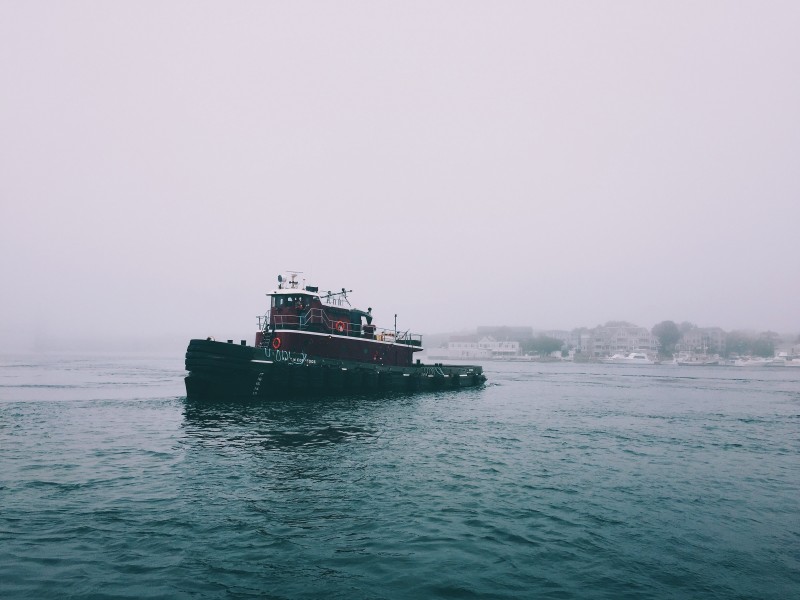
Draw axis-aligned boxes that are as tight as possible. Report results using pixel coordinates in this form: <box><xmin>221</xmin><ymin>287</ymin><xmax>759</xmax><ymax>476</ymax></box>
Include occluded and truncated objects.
<box><xmin>184</xmin><ymin>273</ymin><xmax>486</xmax><ymax>398</ymax></box>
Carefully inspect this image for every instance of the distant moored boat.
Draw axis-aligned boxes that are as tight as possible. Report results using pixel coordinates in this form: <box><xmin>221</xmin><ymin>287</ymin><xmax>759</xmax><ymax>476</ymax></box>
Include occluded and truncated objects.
<box><xmin>600</xmin><ymin>352</ymin><xmax>655</xmax><ymax>365</ymax></box>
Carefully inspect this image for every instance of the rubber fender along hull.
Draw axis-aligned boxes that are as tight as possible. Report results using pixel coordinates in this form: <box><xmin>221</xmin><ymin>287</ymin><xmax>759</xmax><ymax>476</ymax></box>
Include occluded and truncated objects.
<box><xmin>184</xmin><ymin>339</ymin><xmax>486</xmax><ymax>399</ymax></box>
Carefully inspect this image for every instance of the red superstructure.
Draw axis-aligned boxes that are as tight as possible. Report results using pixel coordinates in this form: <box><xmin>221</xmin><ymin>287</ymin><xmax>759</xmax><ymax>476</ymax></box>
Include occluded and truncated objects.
<box><xmin>254</xmin><ymin>273</ymin><xmax>423</xmax><ymax>367</ymax></box>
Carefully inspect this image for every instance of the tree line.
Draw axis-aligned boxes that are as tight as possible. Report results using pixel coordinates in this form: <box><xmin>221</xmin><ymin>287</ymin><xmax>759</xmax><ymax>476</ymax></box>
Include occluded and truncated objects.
<box><xmin>651</xmin><ymin>320</ymin><xmax>783</xmax><ymax>358</ymax></box>
<box><xmin>519</xmin><ymin>323</ymin><xmax>789</xmax><ymax>358</ymax></box>
<box><xmin>521</xmin><ymin>336</ymin><xmax>565</xmax><ymax>356</ymax></box>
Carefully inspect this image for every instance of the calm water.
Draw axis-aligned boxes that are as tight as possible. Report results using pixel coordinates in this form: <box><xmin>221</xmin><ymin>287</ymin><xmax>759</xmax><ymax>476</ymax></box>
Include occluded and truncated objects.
<box><xmin>1</xmin><ymin>354</ymin><xmax>798</xmax><ymax>599</ymax></box>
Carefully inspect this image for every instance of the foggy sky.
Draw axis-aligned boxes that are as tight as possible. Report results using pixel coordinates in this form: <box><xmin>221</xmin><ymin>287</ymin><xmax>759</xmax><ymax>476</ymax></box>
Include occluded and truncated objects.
<box><xmin>1</xmin><ymin>2</ymin><xmax>798</xmax><ymax>352</ymax></box>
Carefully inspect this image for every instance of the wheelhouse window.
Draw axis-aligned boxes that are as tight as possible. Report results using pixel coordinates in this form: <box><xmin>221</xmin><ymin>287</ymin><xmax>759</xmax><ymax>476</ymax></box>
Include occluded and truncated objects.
<box><xmin>272</xmin><ymin>294</ymin><xmax>318</xmax><ymax>309</ymax></box>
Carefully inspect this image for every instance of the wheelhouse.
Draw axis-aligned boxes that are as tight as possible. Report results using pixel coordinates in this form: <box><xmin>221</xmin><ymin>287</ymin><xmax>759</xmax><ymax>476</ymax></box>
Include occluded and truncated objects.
<box><xmin>256</xmin><ymin>274</ymin><xmax>422</xmax><ymax>348</ymax></box>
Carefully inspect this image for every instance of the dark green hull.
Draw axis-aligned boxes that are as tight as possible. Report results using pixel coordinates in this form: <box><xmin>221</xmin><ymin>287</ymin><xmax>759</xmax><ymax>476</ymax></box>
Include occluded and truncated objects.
<box><xmin>184</xmin><ymin>339</ymin><xmax>486</xmax><ymax>399</ymax></box>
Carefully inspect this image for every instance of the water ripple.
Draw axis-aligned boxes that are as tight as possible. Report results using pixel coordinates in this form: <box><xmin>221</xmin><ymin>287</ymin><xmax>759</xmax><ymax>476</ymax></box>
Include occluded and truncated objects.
<box><xmin>1</xmin><ymin>357</ymin><xmax>799</xmax><ymax>598</ymax></box>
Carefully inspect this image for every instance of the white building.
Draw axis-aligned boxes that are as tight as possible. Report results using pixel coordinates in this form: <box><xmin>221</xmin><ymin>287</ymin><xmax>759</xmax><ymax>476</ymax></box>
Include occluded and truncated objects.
<box><xmin>676</xmin><ymin>327</ymin><xmax>726</xmax><ymax>354</ymax></box>
<box><xmin>445</xmin><ymin>336</ymin><xmax>520</xmax><ymax>359</ymax></box>
<box><xmin>478</xmin><ymin>337</ymin><xmax>520</xmax><ymax>358</ymax></box>
<box><xmin>445</xmin><ymin>341</ymin><xmax>491</xmax><ymax>359</ymax></box>
<box><xmin>589</xmin><ymin>322</ymin><xmax>659</xmax><ymax>356</ymax></box>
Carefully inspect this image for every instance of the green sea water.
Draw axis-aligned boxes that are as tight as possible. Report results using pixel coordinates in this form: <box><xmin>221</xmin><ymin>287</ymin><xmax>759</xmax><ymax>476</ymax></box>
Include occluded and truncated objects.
<box><xmin>1</xmin><ymin>355</ymin><xmax>798</xmax><ymax>599</ymax></box>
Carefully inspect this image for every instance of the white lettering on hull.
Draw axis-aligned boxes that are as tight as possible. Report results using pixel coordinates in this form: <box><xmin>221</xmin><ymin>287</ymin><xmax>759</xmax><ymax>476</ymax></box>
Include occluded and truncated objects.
<box><xmin>256</xmin><ymin>348</ymin><xmax>309</xmax><ymax>365</ymax></box>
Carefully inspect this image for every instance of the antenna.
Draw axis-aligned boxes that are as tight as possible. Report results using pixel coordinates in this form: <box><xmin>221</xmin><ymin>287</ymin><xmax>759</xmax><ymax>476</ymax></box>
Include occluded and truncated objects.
<box><xmin>284</xmin><ymin>271</ymin><xmax>302</xmax><ymax>289</ymax></box>
<box><xmin>322</xmin><ymin>288</ymin><xmax>353</xmax><ymax>306</ymax></box>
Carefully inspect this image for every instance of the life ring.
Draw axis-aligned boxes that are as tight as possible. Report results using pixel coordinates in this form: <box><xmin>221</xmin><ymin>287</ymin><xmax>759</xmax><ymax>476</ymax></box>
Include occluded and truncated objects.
<box><xmin>272</xmin><ymin>337</ymin><xmax>281</xmax><ymax>350</ymax></box>
<box><xmin>335</xmin><ymin>321</ymin><xmax>345</xmax><ymax>333</ymax></box>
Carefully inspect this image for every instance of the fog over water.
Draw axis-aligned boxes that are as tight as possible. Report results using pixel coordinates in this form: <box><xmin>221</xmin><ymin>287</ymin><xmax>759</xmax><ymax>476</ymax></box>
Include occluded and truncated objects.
<box><xmin>1</xmin><ymin>2</ymin><xmax>798</xmax><ymax>352</ymax></box>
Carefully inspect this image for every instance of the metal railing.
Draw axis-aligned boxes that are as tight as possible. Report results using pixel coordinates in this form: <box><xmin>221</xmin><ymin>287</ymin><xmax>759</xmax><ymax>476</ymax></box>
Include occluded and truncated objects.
<box><xmin>257</xmin><ymin>309</ymin><xmax>422</xmax><ymax>346</ymax></box>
